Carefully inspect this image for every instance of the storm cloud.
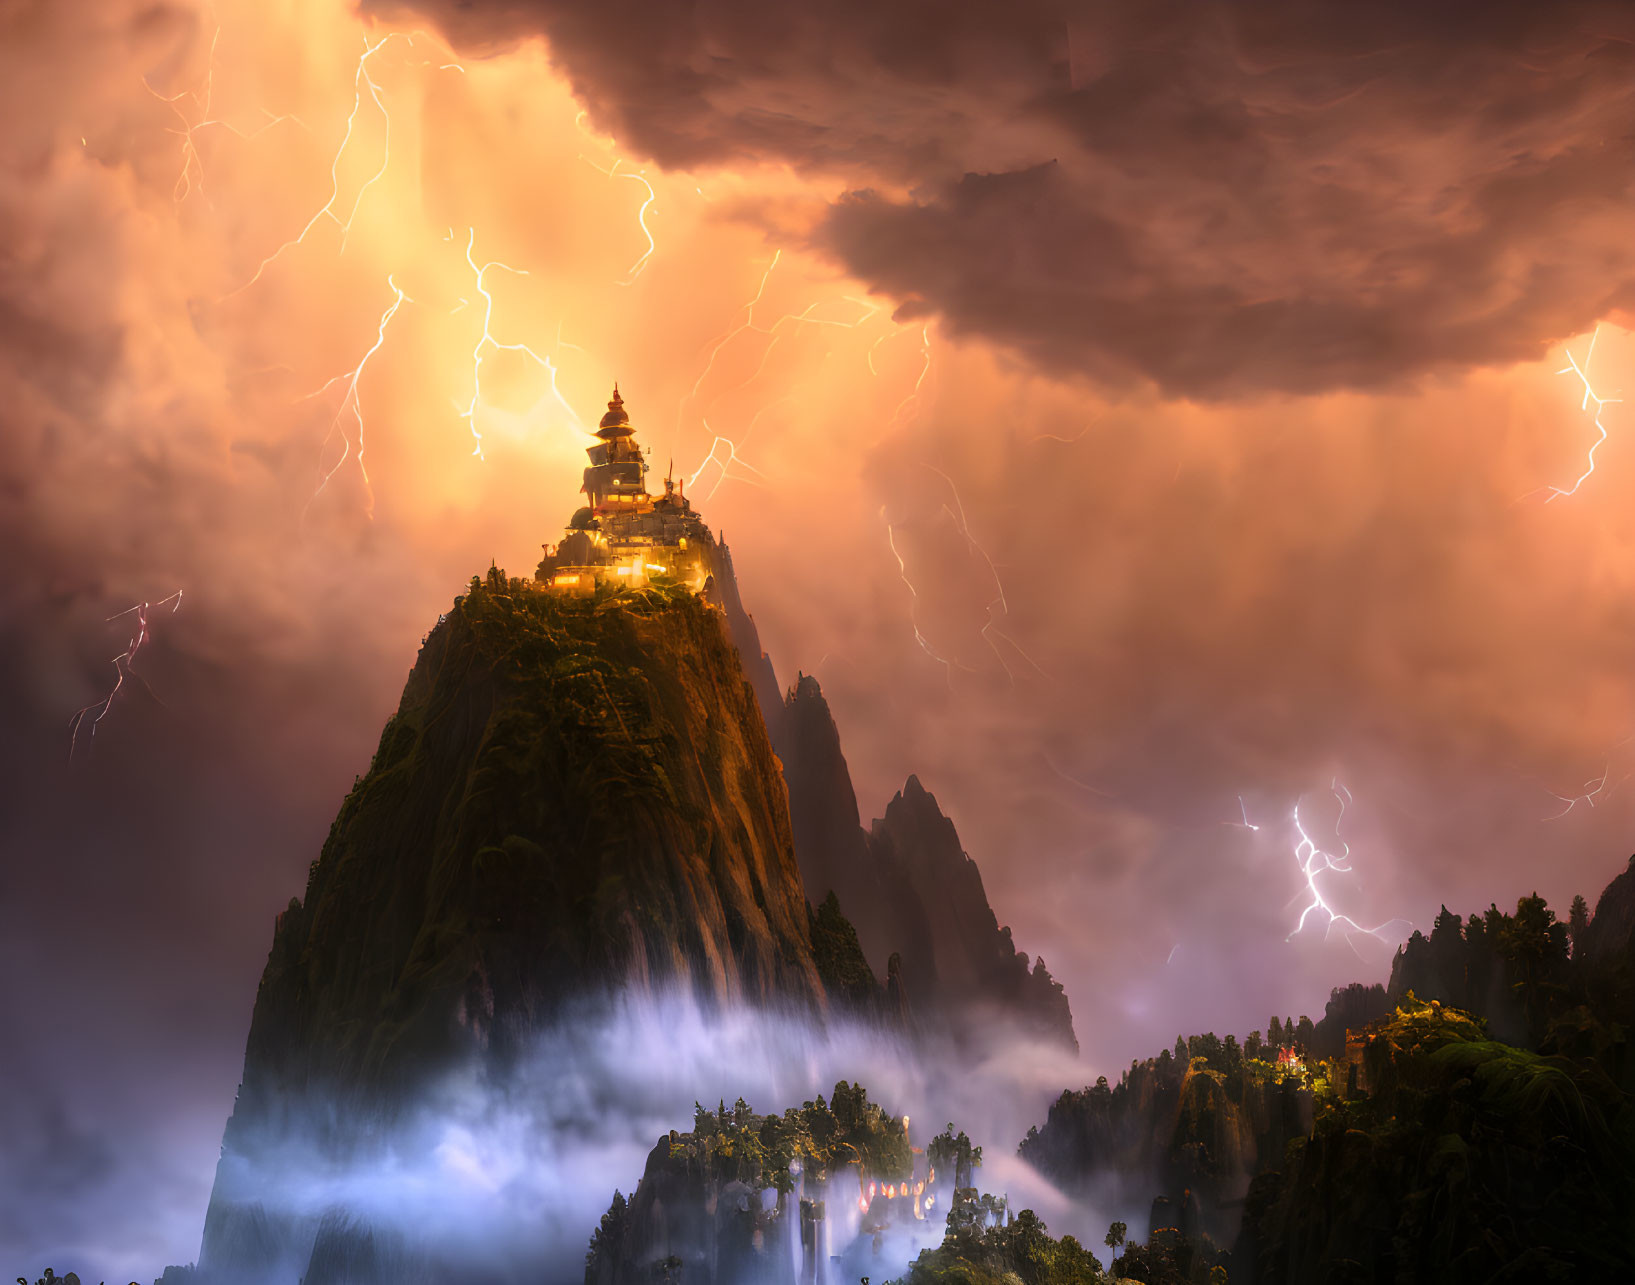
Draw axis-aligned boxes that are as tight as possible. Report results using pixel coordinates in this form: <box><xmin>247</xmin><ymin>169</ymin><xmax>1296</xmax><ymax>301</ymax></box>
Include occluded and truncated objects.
<box><xmin>6</xmin><ymin>0</ymin><xmax>1635</xmax><ymax>1278</ymax></box>
<box><xmin>379</xmin><ymin>0</ymin><xmax>1635</xmax><ymax>394</ymax></box>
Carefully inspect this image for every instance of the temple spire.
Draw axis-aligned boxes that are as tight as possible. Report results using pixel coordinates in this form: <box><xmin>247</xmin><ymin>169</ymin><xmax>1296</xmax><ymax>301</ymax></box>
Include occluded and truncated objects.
<box><xmin>597</xmin><ymin>384</ymin><xmax>632</xmax><ymax>440</ymax></box>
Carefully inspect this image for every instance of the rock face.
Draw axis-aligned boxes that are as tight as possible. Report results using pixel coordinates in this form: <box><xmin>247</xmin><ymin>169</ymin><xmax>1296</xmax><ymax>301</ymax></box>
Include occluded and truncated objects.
<box><xmin>1021</xmin><ymin>1051</ymin><xmax>1312</xmax><ymax>1247</ymax></box>
<box><xmin>585</xmin><ymin>1085</ymin><xmax>939</xmax><ymax>1285</ymax></box>
<box><xmin>776</xmin><ymin>677</ymin><xmax>924</xmax><ymax>990</ymax></box>
<box><xmin>1238</xmin><ymin>995</ymin><xmax>1635</xmax><ymax>1283</ymax></box>
<box><xmin>198</xmin><ymin>571</ymin><xmax>849</xmax><ymax>1283</ymax></box>
<box><xmin>710</xmin><ymin>540</ymin><xmax>784</xmax><ymax>746</ymax></box>
<box><xmin>869</xmin><ymin>776</ymin><xmax>1077</xmax><ymax>1052</ymax></box>
<box><xmin>777</xmin><ymin>676</ymin><xmax>1077</xmax><ymax>1054</ymax></box>
<box><xmin>1581</xmin><ymin>854</ymin><xmax>1635</xmax><ymax>968</ymax></box>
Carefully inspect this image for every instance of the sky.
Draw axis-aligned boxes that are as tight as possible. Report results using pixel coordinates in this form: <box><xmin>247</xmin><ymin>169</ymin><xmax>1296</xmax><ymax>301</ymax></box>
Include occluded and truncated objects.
<box><xmin>5</xmin><ymin>0</ymin><xmax>1635</xmax><ymax>1276</ymax></box>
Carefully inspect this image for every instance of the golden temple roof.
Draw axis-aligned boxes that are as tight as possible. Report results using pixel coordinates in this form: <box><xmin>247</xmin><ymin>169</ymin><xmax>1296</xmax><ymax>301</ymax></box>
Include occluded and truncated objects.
<box><xmin>597</xmin><ymin>384</ymin><xmax>632</xmax><ymax>439</ymax></box>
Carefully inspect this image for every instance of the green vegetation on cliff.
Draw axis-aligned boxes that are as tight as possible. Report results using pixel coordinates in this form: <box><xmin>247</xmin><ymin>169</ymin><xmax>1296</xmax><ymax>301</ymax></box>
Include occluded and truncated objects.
<box><xmin>895</xmin><ymin>1205</ymin><xmax>1106</xmax><ymax>1285</ymax></box>
<box><xmin>584</xmin><ymin>1082</ymin><xmax>915</xmax><ymax>1285</ymax></box>
<box><xmin>807</xmin><ymin>890</ymin><xmax>885</xmax><ymax>1012</ymax></box>
<box><xmin>228</xmin><ymin>568</ymin><xmax>826</xmax><ymax>1117</ymax></box>
<box><xmin>1241</xmin><ymin>993</ymin><xmax>1635</xmax><ymax>1282</ymax></box>
<box><xmin>1020</xmin><ymin>1027</ymin><xmax>1316</xmax><ymax>1248</ymax></box>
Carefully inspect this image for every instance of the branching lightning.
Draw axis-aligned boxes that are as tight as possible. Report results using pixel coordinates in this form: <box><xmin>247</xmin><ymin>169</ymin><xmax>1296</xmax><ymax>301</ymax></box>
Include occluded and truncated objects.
<box><xmin>576</xmin><ymin>117</ymin><xmax>662</xmax><ymax>284</ymax></box>
<box><xmin>146</xmin><ymin>23</ymin><xmax>307</xmax><ymax>205</ymax></box>
<box><xmin>1279</xmin><ymin>779</ymin><xmax>1410</xmax><ymax>957</ymax></box>
<box><xmin>888</xmin><ymin>327</ymin><xmax>933</xmax><ymax>431</ymax></box>
<box><xmin>921</xmin><ymin>464</ymin><xmax>1048</xmax><ymax>682</ymax></box>
<box><xmin>1542</xmin><ymin>763</ymin><xmax>1625</xmax><ymax>820</ymax></box>
<box><xmin>300</xmin><ymin>275</ymin><xmax>413</xmax><ymax>517</ymax></box>
<box><xmin>458</xmin><ymin>229</ymin><xmax>578</xmax><ymax>459</ymax></box>
<box><xmin>884</xmin><ymin>518</ymin><xmax>967</xmax><ymax>679</ymax></box>
<box><xmin>679</xmin><ymin>252</ymin><xmax>885</xmax><ymax>499</ymax></box>
<box><xmin>226</xmin><ymin>30</ymin><xmax>431</xmax><ymax>296</ymax></box>
<box><xmin>687</xmin><ymin>423</ymin><xmax>770</xmax><ymax>500</ymax></box>
<box><xmin>69</xmin><ymin>592</ymin><xmax>184</xmax><ymax>758</ymax></box>
<box><xmin>1547</xmin><ymin>326</ymin><xmax>1623</xmax><ymax>501</ymax></box>
<box><xmin>620</xmin><ymin>170</ymin><xmax>658</xmax><ymax>283</ymax></box>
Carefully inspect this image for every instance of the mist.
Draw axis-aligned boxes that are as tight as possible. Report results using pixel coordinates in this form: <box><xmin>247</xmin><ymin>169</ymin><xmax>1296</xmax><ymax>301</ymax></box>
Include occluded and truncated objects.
<box><xmin>201</xmin><ymin>986</ymin><xmax>1091</xmax><ymax>1284</ymax></box>
<box><xmin>8</xmin><ymin>0</ymin><xmax>1635</xmax><ymax>1277</ymax></box>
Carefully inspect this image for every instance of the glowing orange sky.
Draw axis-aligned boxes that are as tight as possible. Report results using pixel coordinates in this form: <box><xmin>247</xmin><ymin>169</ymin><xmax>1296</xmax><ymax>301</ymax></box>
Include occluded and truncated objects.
<box><xmin>8</xmin><ymin>0</ymin><xmax>1635</xmax><ymax>1268</ymax></box>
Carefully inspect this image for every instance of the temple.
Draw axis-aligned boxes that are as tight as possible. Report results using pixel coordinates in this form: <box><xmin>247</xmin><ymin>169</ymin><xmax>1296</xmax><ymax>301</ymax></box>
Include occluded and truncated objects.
<box><xmin>538</xmin><ymin>386</ymin><xmax>721</xmax><ymax>593</ymax></box>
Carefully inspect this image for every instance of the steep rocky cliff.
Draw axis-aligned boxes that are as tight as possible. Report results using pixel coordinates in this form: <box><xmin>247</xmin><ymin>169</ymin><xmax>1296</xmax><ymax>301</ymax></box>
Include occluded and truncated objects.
<box><xmin>777</xmin><ymin>676</ymin><xmax>1076</xmax><ymax>1054</ymax></box>
<box><xmin>1021</xmin><ymin>1040</ymin><xmax>1312</xmax><ymax>1247</ymax></box>
<box><xmin>776</xmin><ymin>677</ymin><xmax>934</xmax><ymax>1000</ymax></box>
<box><xmin>711</xmin><ymin>540</ymin><xmax>784</xmax><ymax>746</ymax></box>
<box><xmin>198</xmin><ymin>570</ymin><xmax>857</xmax><ymax>1283</ymax></box>
<box><xmin>869</xmin><ymin>776</ymin><xmax>1076</xmax><ymax>1052</ymax></box>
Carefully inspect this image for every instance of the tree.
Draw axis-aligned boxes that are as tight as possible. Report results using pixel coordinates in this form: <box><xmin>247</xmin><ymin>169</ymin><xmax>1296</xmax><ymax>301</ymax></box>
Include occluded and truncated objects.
<box><xmin>1569</xmin><ymin>894</ymin><xmax>1591</xmax><ymax>958</ymax></box>
<box><xmin>1497</xmin><ymin>893</ymin><xmax>1568</xmax><ymax>989</ymax></box>
<box><xmin>1245</xmin><ymin>1030</ymin><xmax>1264</xmax><ymax>1062</ymax></box>
<box><xmin>1268</xmin><ymin>1016</ymin><xmax>1283</xmax><ymax>1048</ymax></box>
<box><xmin>586</xmin><ymin>1190</ymin><xmax>630</xmax><ymax>1281</ymax></box>
<box><xmin>1106</xmin><ymin>1221</ymin><xmax>1127</xmax><ymax>1250</ymax></box>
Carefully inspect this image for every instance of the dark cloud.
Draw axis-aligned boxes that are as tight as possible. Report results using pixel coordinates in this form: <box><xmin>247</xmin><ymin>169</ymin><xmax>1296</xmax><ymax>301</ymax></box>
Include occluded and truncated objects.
<box><xmin>379</xmin><ymin>0</ymin><xmax>1635</xmax><ymax>394</ymax></box>
<box><xmin>8</xmin><ymin>0</ymin><xmax>1635</xmax><ymax>1275</ymax></box>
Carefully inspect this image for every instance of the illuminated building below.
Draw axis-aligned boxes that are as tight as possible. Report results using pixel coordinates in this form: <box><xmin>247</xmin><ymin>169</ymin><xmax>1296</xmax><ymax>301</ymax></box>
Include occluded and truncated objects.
<box><xmin>538</xmin><ymin>386</ymin><xmax>723</xmax><ymax>594</ymax></box>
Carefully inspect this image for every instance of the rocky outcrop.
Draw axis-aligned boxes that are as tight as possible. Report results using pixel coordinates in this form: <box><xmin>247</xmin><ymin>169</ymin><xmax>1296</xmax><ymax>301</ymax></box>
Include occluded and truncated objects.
<box><xmin>711</xmin><ymin>539</ymin><xmax>784</xmax><ymax>745</ymax></box>
<box><xmin>198</xmin><ymin>571</ymin><xmax>850</xmax><ymax>1283</ymax></box>
<box><xmin>776</xmin><ymin>677</ymin><xmax>932</xmax><ymax>995</ymax></box>
<box><xmin>1238</xmin><ymin>996</ymin><xmax>1635</xmax><ymax>1283</ymax></box>
<box><xmin>868</xmin><ymin>776</ymin><xmax>1076</xmax><ymax>1053</ymax></box>
<box><xmin>1580</xmin><ymin>854</ymin><xmax>1635</xmax><ymax>966</ymax></box>
<box><xmin>1021</xmin><ymin>1049</ymin><xmax>1312</xmax><ymax>1247</ymax></box>
<box><xmin>776</xmin><ymin>676</ymin><xmax>1076</xmax><ymax>1054</ymax></box>
<box><xmin>585</xmin><ymin>1085</ymin><xmax>935</xmax><ymax>1285</ymax></box>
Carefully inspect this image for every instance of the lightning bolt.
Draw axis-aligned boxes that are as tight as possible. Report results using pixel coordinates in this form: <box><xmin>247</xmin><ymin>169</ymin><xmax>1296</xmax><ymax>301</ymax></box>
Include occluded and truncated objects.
<box><xmin>69</xmin><ymin>592</ymin><xmax>184</xmax><ymax>758</ymax></box>
<box><xmin>225</xmin><ymin>30</ymin><xmax>435</xmax><ymax>296</ymax></box>
<box><xmin>921</xmin><ymin>463</ymin><xmax>1047</xmax><ymax>683</ymax></box>
<box><xmin>300</xmin><ymin>275</ymin><xmax>412</xmax><ymax>518</ymax></box>
<box><xmin>1547</xmin><ymin>326</ymin><xmax>1623</xmax><ymax>501</ymax></box>
<box><xmin>884</xmin><ymin>517</ymin><xmax>971</xmax><ymax>681</ymax></box>
<box><xmin>888</xmin><ymin>326</ymin><xmax>933</xmax><ymax>431</ymax></box>
<box><xmin>620</xmin><ymin>170</ymin><xmax>658</xmax><ymax>283</ymax></box>
<box><xmin>682</xmin><ymin>253</ymin><xmax>886</xmax><ymax>420</ymax></box>
<box><xmin>575</xmin><ymin>117</ymin><xmax>663</xmax><ymax>284</ymax></box>
<box><xmin>1222</xmin><ymin>795</ymin><xmax>1260</xmax><ymax>830</ymax></box>
<box><xmin>687</xmin><ymin>422</ymin><xmax>770</xmax><ymax>501</ymax></box>
<box><xmin>1041</xmin><ymin>750</ymin><xmax>1112</xmax><ymax>797</ymax></box>
<box><xmin>1542</xmin><ymin>763</ymin><xmax>1624</xmax><ymax>820</ymax></box>
<box><xmin>681</xmin><ymin>251</ymin><xmax>785</xmax><ymax>425</ymax></box>
<box><xmin>1279</xmin><ymin>780</ymin><xmax>1410</xmax><ymax>957</ymax></box>
<box><xmin>677</xmin><ymin>253</ymin><xmax>887</xmax><ymax>498</ymax></box>
<box><xmin>145</xmin><ymin>21</ymin><xmax>306</xmax><ymax>205</ymax></box>
<box><xmin>457</xmin><ymin>230</ymin><xmax>580</xmax><ymax>459</ymax></box>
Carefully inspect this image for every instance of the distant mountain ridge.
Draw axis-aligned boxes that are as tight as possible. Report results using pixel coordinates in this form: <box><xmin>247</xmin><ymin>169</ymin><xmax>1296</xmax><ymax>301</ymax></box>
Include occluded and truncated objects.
<box><xmin>777</xmin><ymin>674</ymin><xmax>1077</xmax><ymax>1053</ymax></box>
